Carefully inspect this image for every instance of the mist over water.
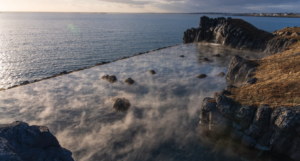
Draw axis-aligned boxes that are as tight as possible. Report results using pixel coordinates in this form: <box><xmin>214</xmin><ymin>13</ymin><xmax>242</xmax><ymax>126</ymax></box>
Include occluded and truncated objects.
<box><xmin>0</xmin><ymin>44</ymin><xmax>278</xmax><ymax>161</ymax></box>
<box><xmin>0</xmin><ymin>13</ymin><xmax>299</xmax><ymax>89</ymax></box>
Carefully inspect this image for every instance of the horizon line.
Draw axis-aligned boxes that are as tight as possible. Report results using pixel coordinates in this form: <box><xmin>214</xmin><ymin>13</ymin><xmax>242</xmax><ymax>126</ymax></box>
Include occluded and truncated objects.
<box><xmin>1</xmin><ymin>11</ymin><xmax>297</xmax><ymax>14</ymax></box>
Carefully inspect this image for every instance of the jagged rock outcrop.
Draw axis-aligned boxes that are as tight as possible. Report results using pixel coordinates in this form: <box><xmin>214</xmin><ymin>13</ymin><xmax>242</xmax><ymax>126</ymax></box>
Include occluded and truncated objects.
<box><xmin>265</xmin><ymin>38</ymin><xmax>297</xmax><ymax>53</ymax></box>
<box><xmin>199</xmin><ymin>95</ymin><xmax>300</xmax><ymax>160</ymax></box>
<box><xmin>226</xmin><ymin>55</ymin><xmax>258</xmax><ymax>86</ymax></box>
<box><xmin>184</xmin><ymin>16</ymin><xmax>298</xmax><ymax>54</ymax></box>
<box><xmin>0</xmin><ymin>121</ymin><xmax>74</xmax><ymax>161</ymax></box>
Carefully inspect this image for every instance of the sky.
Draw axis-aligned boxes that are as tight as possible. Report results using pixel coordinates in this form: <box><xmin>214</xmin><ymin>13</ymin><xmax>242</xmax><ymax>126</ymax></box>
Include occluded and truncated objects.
<box><xmin>0</xmin><ymin>0</ymin><xmax>300</xmax><ymax>13</ymax></box>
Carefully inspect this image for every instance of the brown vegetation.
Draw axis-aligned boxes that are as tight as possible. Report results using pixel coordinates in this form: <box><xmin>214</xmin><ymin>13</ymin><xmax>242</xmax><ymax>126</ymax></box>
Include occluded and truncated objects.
<box><xmin>226</xmin><ymin>41</ymin><xmax>300</xmax><ymax>108</ymax></box>
<box><xmin>273</xmin><ymin>27</ymin><xmax>300</xmax><ymax>41</ymax></box>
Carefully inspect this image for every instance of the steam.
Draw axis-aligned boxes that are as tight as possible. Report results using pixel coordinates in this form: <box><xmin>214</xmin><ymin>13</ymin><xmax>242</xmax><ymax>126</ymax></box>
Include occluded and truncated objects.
<box><xmin>0</xmin><ymin>44</ymin><xmax>268</xmax><ymax>161</ymax></box>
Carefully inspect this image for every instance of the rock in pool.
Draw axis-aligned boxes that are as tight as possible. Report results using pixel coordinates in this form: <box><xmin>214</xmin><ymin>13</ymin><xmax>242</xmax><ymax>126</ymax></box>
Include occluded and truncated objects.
<box><xmin>101</xmin><ymin>75</ymin><xmax>117</xmax><ymax>83</ymax></box>
<box><xmin>200</xmin><ymin>58</ymin><xmax>210</xmax><ymax>62</ymax></box>
<box><xmin>179</xmin><ymin>55</ymin><xmax>185</xmax><ymax>58</ymax></box>
<box><xmin>149</xmin><ymin>70</ymin><xmax>156</xmax><ymax>75</ymax></box>
<box><xmin>218</xmin><ymin>72</ymin><xmax>225</xmax><ymax>77</ymax></box>
<box><xmin>111</xmin><ymin>98</ymin><xmax>131</xmax><ymax>111</ymax></box>
<box><xmin>197</xmin><ymin>74</ymin><xmax>207</xmax><ymax>79</ymax></box>
<box><xmin>124</xmin><ymin>78</ymin><xmax>135</xmax><ymax>85</ymax></box>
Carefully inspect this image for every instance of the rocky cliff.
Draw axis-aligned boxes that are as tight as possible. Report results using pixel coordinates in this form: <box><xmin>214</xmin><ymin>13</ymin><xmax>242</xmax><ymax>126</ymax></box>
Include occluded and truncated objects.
<box><xmin>0</xmin><ymin>121</ymin><xmax>74</xmax><ymax>161</ymax></box>
<box><xmin>199</xmin><ymin>53</ymin><xmax>300</xmax><ymax>160</ymax></box>
<box><xmin>199</xmin><ymin>95</ymin><xmax>300</xmax><ymax>160</ymax></box>
<box><xmin>183</xmin><ymin>16</ymin><xmax>298</xmax><ymax>54</ymax></box>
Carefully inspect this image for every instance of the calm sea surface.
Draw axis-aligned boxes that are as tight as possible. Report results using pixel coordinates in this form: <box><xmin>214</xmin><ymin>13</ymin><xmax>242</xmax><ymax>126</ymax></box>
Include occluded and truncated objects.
<box><xmin>0</xmin><ymin>13</ymin><xmax>299</xmax><ymax>88</ymax></box>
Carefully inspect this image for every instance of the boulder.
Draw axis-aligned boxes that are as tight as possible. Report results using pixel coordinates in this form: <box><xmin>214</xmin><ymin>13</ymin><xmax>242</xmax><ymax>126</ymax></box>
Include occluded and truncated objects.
<box><xmin>200</xmin><ymin>58</ymin><xmax>210</xmax><ymax>62</ymax></box>
<box><xmin>179</xmin><ymin>55</ymin><xmax>185</xmax><ymax>58</ymax></box>
<box><xmin>215</xmin><ymin>94</ymin><xmax>236</xmax><ymax>118</ymax></box>
<box><xmin>249</xmin><ymin>105</ymin><xmax>272</xmax><ymax>138</ymax></box>
<box><xmin>101</xmin><ymin>75</ymin><xmax>117</xmax><ymax>83</ymax></box>
<box><xmin>218</xmin><ymin>72</ymin><xmax>225</xmax><ymax>77</ymax></box>
<box><xmin>235</xmin><ymin>105</ymin><xmax>256</xmax><ymax>129</ymax></box>
<box><xmin>270</xmin><ymin>106</ymin><xmax>297</xmax><ymax>131</ymax></box>
<box><xmin>202</xmin><ymin>97</ymin><xmax>217</xmax><ymax>111</ymax></box>
<box><xmin>124</xmin><ymin>78</ymin><xmax>135</xmax><ymax>85</ymax></box>
<box><xmin>213</xmin><ymin>54</ymin><xmax>221</xmax><ymax>57</ymax></box>
<box><xmin>0</xmin><ymin>121</ymin><xmax>74</xmax><ymax>161</ymax></box>
<box><xmin>111</xmin><ymin>98</ymin><xmax>131</xmax><ymax>111</ymax></box>
<box><xmin>197</xmin><ymin>74</ymin><xmax>207</xmax><ymax>79</ymax></box>
<box><xmin>148</xmin><ymin>70</ymin><xmax>156</xmax><ymax>75</ymax></box>
<box><xmin>200</xmin><ymin>98</ymin><xmax>217</xmax><ymax>125</ymax></box>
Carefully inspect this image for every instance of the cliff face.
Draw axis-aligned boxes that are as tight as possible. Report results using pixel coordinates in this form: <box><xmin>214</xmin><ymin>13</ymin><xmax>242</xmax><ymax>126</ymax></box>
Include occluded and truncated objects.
<box><xmin>183</xmin><ymin>16</ymin><xmax>297</xmax><ymax>54</ymax></box>
<box><xmin>199</xmin><ymin>95</ymin><xmax>300</xmax><ymax>161</ymax></box>
<box><xmin>0</xmin><ymin>121</ymin><xmax>74</xmax><ymax>161</ymax></box>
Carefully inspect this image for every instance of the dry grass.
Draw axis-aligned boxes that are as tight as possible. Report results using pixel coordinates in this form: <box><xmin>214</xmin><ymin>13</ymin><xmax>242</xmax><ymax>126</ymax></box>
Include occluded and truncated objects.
<box><xmin>273</xmin><ymin>27</ymin><xmax>300</xmax><ymax>41</ymax></box>
<box><xmin>276</xmin><ymin>27</ymin><xmax>300</xmax><ymax>34</ymax></box>
<box><xmin>231</xmin><ymin>19</ymin><xmax>274</xmax><ymax>41</ymax></box>
<box><xmin>226</xmin><ymin>41</ymin><xmax>300</xmax><ymax>108</ymax></box>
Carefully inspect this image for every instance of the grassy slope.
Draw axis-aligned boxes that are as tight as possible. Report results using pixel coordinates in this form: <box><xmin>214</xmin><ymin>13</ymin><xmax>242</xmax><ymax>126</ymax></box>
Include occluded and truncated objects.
<box><xmin>226</xmin><ymin>28</ymin><xmax>300</xmax><ymax>108</ymax></box>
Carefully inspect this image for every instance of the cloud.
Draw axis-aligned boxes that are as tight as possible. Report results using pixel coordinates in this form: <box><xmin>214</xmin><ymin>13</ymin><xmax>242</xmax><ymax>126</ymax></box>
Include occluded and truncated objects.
<box><xmin>97</xmin><ymin>0</ymin><xmax>300</xmax><ymax>12</ymax></box>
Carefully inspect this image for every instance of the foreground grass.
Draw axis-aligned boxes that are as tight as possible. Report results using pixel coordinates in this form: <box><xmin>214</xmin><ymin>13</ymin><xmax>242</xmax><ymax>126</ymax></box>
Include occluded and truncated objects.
<box><xmin>227</xmin><ymin>29</ymin><xmax>300</xmax><ymax>108</ymax></box>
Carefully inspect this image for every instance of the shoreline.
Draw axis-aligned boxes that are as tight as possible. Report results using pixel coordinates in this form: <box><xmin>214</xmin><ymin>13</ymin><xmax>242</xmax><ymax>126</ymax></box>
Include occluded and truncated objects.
<box><xmin>185</xmin><ymin>16</ymin><xmax>300</xmax><ymax>161</ymax></box>
<box><xmin>0</xmin><ymin>44</ymin><xmax>180</xmax><ymax>91</ymax></box>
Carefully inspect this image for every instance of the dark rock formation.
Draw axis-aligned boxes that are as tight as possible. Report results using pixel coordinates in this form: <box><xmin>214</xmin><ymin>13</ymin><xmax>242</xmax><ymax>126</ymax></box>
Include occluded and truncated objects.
<box><xmin>111</xmin><ymin>98</ymin><xmax>131</xmax><ymax>111</ymax></box>
<box><xmin>148</xmin><ymin>70</ymin><xmax>156</xmax><ymax>75</ymax></box>
<box><xmin>265</xmin><ymin>38</ymin><xmax>297</xmax><ymax>54</ymax></box>
<box><xmin>213</xmin><ymin>54</ymin><xmax>221</xmax><ymax>57</ymax></box>
<box><xmin>179</xmin><ymin>55</ymin><xmax>185</xmax><ymax>58</ymax></box>
<box><xmin>20</xmin><ymin>81</ymin><xmax>30</xmax><ymax>85</ymax></box>
<box><xmin>101</xmin><ymin>75</ymin><xmax>117</xmax><ymax>83</ymax></box>
<box><xmin>218</xmin><ymin>72</ymin><xmax>225</xmax><ymax>77</ymax></box>
<box><xmin>183</xmin><ymin>16</ymin><xmax>297</xmax><ymax>54</ymax></box>
<box><xmin>226</xmin><ymin>55</ymin><xmax>258</xmax><ymax>86</ymax></box>
<box><xmin>199</xmin><ymin>94</ymin><xmax>300</xmax><ymax>161</ymax></box>
<box><xmin>197</xmin><ymin>74</ymin><xmax>207</xmax><ymax>79</ymax></box>
<box><xmin>124</xmin><ymin>78</ymin><xmax>135</xmax><ymax>85</ymax></box>
<box><xmin>235</xmin><ymin>105</ymin><xmax>256</xmax><ymax>129</ymax></box>
<box><xmin>199</xmin><ymin>58</ymin><xmax>210</xmax><ymax>62</ymax></box>
<box><xmin>0</xmin><ymin>121</ymin><xmax>74</xmax><ymax>161</ymax></box>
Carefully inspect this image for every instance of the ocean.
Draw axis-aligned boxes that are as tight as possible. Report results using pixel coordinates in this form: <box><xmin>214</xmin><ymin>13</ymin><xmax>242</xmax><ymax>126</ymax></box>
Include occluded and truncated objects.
<box><xmin>0</xmin><ymin>12</ymin><xmax>299</xmax><ymax>89</ymax></box>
